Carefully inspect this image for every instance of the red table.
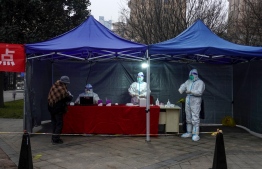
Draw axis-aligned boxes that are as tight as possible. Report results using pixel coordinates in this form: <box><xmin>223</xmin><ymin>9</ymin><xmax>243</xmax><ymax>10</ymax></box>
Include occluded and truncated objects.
<box><xmin>62</xmin><ymin>105</ymin><xmax>160</xmax><ymax>135</ymax></box>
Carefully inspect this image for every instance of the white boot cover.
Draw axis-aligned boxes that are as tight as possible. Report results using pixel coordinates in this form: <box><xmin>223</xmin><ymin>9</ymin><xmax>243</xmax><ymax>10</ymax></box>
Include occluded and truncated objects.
<box><xmin>181</xmin><ymin>124</ymin><xmax>192</xmax><ymax>138</ymax></box>
<box><xmin>192</xmin><ymin>126</ymin><xmax>200</xmax><ymax>141</ymax></box>
<box><xmin>181</xmin><ymin>133</ymin><xmax>192</xmax><ymax>138</ymax></box>
<box><xmin>192</xmin><ymin>135</ymin><xmax>200</xmax><ymax>141</ymax></box>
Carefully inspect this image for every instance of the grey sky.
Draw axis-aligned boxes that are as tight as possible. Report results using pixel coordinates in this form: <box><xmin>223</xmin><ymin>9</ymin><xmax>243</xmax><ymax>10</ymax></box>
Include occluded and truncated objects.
<box><xmin>89</xmin><ymin>0</ymin><xmax>127</xmax><ymax>22</ymax></box>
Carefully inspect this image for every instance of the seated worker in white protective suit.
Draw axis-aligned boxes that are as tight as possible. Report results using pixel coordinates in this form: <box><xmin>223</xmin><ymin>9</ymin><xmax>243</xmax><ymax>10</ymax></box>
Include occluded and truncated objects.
<box><xmin>178</xmin><ymin>69</ymin><xmax>205</xmax><ymax>141</ymax></box>
<box><xmin>75</xmin><ymin>84</ymin><xmax>100</xmax><ymax>104</ymax></box>
<box><xmin>128</xmin><ymin>72</ymin><xmax>148</xmax><ymax>104</ymax></box>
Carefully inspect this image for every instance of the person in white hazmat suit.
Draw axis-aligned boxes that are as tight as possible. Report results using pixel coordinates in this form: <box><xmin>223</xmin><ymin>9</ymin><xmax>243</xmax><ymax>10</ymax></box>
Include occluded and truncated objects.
<box><xmin>178</xmin><ymin>69</ymin><xmax>205</xmax><ymax>141</ymax></box>
<box><xmin>128</xmin><ymin>72</ymin><xmax>148</xmax><ymax>104</ymax></box>
<box><xmin>75</xmin><ymin>84</ymin><xmax>100</xmax><ymax>104</ymax></box>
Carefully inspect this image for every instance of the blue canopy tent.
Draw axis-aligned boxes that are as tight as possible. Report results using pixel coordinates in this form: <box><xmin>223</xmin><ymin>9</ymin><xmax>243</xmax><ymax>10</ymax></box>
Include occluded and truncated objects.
<box><xmin>149</xmin><ymin>19</ymin><xmax>262</xmax><ymax>64</ymax></box>
<box><xmin>26</xmin><ymin>15</ymin><xmax>147</xmax><ymax>61</ymax></box>
<box><xmin>24</xmin><ymin>16</ymin><xmax>153</xmax><ymax>141</ymax></box>
<box><xmin>148</xmin><ymin>20</ymin><xmax>262</xmax><ymax>135</ymax></box>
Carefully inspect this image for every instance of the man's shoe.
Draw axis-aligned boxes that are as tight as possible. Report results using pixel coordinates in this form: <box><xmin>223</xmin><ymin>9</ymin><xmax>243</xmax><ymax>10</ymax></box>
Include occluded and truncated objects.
<box><xmin>52</xmin><ymin>139</ymin><xmax>63</xmax><ymax>145</ymax></box>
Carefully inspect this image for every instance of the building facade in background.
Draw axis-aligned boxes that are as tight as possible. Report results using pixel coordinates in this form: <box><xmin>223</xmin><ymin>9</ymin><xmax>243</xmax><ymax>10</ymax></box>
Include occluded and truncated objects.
<box><xmin>99</xmin><ymin>16</ymin><xmax>112</xmax><ymax>30</ymax></box>
<box><xmin>227</xmin><ymin>0</ymin><xmax>261</xmax><ymax>45</ymax></box>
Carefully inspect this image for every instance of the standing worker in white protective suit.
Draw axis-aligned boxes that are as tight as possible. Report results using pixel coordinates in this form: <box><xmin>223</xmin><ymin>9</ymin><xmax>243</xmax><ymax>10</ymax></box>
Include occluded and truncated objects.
<box><xmin>178</xmin><ymin>69</ymin><xmax>205</xmax><ymax>141</ymax></box>
<box><xmin>128</xmin><ymin>72</ymin><xmax>148</xmax><ymax>104</ymax></box>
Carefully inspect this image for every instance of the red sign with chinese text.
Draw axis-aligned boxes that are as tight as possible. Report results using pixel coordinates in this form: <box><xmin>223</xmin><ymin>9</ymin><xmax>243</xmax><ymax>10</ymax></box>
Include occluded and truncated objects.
<box><xmin>0</xmin><ymin>43</ymin><xmax>25</xmax><ymax>72</ymax></box>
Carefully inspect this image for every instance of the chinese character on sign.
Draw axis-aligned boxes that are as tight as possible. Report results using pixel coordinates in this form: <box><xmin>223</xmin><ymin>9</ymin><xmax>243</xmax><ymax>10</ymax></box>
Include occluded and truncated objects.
<box><xmin>0</xmin><ymin>43</ymin><xmax>25</xmax><ymax>72</ymax></box>
<box><xmin>0</xmin><ymin>48</ymin><xmax>16</xmax><ymax>66</ymax></box>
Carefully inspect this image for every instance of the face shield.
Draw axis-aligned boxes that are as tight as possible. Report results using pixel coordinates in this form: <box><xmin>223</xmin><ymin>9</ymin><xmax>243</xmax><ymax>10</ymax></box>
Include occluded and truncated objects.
<box><xmin>85</xmin><ymin>88</ymin><xmax>93</xmax><ymax>94</ymax></box>
<box><xmin>85</xmin><ymin>84</ymin><xmax>93</xmax><ymax>94</ymax></box>
<box><xmin>189</xmin><ymin>69</ymin><xmax>198</xmax><ymax>81</ymax></box>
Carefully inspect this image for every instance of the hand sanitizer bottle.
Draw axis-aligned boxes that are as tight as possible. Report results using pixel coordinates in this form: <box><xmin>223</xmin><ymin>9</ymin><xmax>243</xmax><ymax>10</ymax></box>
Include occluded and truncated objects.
<box><xmin>167</xmin><ymin>99</ymin><xmax>171</xmax><ymax>107</ymax></box>
<box><xmin>155</xmin><ymin>98</ymin><xmax>159</xmax><ymax>106</ymax></box>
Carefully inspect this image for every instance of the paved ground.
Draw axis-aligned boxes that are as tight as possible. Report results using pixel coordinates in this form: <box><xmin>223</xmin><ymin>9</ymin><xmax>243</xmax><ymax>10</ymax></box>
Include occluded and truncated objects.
<box><xmin>0</xmin><ymin>90</ymin><xmax>24</xmax><ymax>168</ymax></box>
<box><xmin>1</xmin><ymin>90</ymin><xmax>262</xmax><ymax>169</ymax></box>
<box><xmin>3</xmin><ymin>90</ymin><xmax>24</xmax><ymax>102</ymax></box>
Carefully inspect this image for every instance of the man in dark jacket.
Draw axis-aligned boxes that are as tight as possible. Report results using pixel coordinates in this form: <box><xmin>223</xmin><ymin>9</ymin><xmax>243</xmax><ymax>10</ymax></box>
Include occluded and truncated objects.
<box><xmin>48</xmin><ymin>76</ymin><xmax>73</xmax><ymax>144</ymax></box>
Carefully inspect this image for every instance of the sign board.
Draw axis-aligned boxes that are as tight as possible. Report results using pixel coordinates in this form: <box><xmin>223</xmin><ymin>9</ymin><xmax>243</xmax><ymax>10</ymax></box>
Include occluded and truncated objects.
<box><xmin>0</xmin><ymin>43</ymin><xmax>25</xmax><ymax>72</ymax></box>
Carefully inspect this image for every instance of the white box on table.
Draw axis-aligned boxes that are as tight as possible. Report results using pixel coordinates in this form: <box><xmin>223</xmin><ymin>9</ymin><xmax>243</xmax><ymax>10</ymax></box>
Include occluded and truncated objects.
<box><xmin>138</xmin><ymin>98</ymin><xmax>146</xmax><ymax>107</ymax></box>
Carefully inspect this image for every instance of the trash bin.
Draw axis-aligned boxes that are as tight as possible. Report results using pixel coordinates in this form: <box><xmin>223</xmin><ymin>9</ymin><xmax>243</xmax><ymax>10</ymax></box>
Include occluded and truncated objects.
<box><xmin>181</xmin><ymin>102</ymin><xmax>187</xmax><ymax>132</ymax></box>
<box><xmin>158</xmin><ymin>124</ymin><xmax>166</xmax><ymax>134</ymax></box>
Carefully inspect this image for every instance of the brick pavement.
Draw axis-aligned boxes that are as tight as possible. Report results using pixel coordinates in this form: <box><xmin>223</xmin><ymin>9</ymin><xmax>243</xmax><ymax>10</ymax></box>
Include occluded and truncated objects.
<box><xmin>0</xmin><ymin>148</ymin><xmax>17</xmax><ymax>169</ymax></box>
<box><xmin>0</xmin><ymin>119</ymin><xmax>262</xmax><ymax>169</ymax></box>
<box><xmin>0</xmin><ymin>90</ymin><xmax>24</xmax><ymax>168</ymax></box>
<box><xmin>1</xmin><ymin>91</ymin><xmax>262</xmax><ymax>168</ymax></box>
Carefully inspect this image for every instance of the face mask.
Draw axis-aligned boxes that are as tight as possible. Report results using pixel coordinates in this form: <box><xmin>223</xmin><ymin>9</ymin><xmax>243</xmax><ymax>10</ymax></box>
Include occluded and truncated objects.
<box><xmin>137</xmin><ymin>77</ymin><xmax>143</xmax><ymax>83</ymax></box>
<box><xmin>189</xmin><ymin>75</ymin><xmax>194</xmax><ymax>81</ymax></box>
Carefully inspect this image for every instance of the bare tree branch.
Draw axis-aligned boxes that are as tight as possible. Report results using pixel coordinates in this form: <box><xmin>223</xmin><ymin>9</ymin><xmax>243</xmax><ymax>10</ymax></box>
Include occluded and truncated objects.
<box><xmin>226</xmin><ymin>0</ymin><xmax>261</xmax><ymax>46</ymax></box>
<box><xmin>116</xmin><ymin>0</ymin><xmax>229</xmax><ymax>45</ymax></box>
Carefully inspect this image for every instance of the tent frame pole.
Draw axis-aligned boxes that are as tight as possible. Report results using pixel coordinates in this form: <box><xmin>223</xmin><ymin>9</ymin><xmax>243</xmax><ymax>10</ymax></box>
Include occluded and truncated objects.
<box><xmin>146</xmin><ymin>50</ymin><xmax>150</xmax><ymax>142</ymax></box>
<box><xmin>23</xmin><ymin>59</ymin><xmax>27</xmax><ymax>131</ymax></box>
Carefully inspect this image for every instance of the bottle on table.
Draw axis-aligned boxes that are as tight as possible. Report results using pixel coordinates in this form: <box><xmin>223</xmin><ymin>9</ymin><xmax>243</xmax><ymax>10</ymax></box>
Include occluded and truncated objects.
<box><xmin>166</xmin><ymin>99</ymin><xmax>171</xmax><ymax>107</ymax></box>
<box><xmin>155</xmin><ymin>98</ymin><xmax>159</xmax><ymax>106</ymax></box>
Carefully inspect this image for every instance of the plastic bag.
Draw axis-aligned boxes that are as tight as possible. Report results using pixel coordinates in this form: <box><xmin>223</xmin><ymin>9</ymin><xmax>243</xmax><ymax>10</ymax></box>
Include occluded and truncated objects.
<box><xmin>222</xmin><ymin>116</ymin><xmax>236</xmax><ymax>127</ymax></box>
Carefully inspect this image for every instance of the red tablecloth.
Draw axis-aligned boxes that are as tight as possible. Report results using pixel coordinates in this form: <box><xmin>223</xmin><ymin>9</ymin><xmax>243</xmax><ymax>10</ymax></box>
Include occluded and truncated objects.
<box><xmin>62</xmin><ymin>105</ymin><xmax>160</xmax><ymax>135</ymax></box>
